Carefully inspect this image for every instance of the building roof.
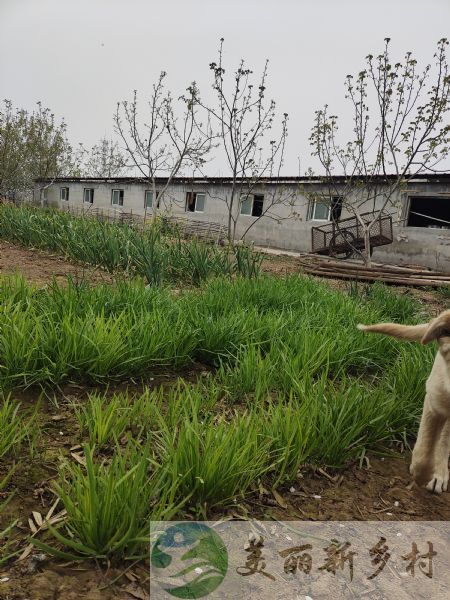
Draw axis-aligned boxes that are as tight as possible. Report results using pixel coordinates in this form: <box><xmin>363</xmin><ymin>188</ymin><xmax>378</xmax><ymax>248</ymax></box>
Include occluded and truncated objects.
<box><xmin>34</xmin><ymin>173</ymin><xmax>450</xmax><ymax>185</ymax></box>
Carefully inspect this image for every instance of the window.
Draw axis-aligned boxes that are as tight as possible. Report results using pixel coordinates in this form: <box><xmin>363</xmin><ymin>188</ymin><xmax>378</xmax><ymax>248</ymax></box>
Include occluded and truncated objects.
<box><xmin>83</xmin><ymin>188</ymin><xmax>94</xmax><ymax>204</ymax></box>
<box><xmin>186</xmin><ymin>192</ymin><xmax>205</xmax><ymax>213</ymax></box>
<box><xmin>111</xmin><ymin>189</ymin><xmax>124</xmax><ymax>206</ymax></box>
<box><xmin>60</xmin><ymin>187</ymin><xmax>69</xmax><ymax>201</ymax></box>
<box><xmin>144</xmin><ymin>190</ymin><xmax>161</xmax><ymax>209</ymax></box>
<box><xmin>240</xmin><ymin>194</ymin><xmax>264</xmax><ymax>217</ymax></box>
<box><xmin>308</xmin><ymin>197</ymin><xmax>343</xmax><ymax>221</ymax></box>
<box><xmin>407</xmin><ymin>196</ymin><xmax>450</xmax><ymax>229</ymax></box>
<box><xmin>309</xmin><ymin>200</ymin><xmax>330</xmax><ymax>221</ymax></box>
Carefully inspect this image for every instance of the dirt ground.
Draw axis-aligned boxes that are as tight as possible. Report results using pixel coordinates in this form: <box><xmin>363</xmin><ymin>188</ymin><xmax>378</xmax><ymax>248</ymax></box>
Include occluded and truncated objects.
<box><xmin>237</xmin><ymin>455</ymin><xmax>450</xmax><ymax>522</ymax></box>
<box><xmin>0</xmin><ymin>241</ymin><xmax>449</xmax><ymax>599</ymax></box>
<box><xmin>1</xmin><ymin>453</ymin><xmax>449</xmax><ymax>599</ymax></box>
<box><xmin>2</xmin><ymin>450</ymin><xmax>450</xmax><ymax>600</ymax></box>
<box><xmin>0</xmin><ymin>240</ymin><xmax>112</xmax><ymax>286</ymax></box>
<box><xmin>1</xmin><ymin>383</ymin><xmax>449</xmax><ymax>600</ymax></box>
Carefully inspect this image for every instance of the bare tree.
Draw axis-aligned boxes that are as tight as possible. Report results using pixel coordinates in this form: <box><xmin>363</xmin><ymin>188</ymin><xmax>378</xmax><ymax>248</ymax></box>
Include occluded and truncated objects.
<box><xmin>83</xmin><ymin>137</ymin><xmax>127</xmax><ymax>177</ymax></box>
<box><xmin>190</xmin><ymin>38</ymin><xmax>290</xmax><ymax>243</ymax></box>
<box><xmin>309</xmin><ymin>38</ymin><xmax>450</xmax><ymax>266</ymax></box>
<box><xmin>114</xmin><ymin>72</ymin><xmax>213</xmax><ymax>222</ymax></box>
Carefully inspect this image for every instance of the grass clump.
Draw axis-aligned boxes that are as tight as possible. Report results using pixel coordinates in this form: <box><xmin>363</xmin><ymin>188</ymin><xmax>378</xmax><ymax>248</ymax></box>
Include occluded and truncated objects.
<box><xmin>0</xmin><ymin>273</ymin><xmax>428</xmax><ymax>390</ymax></box>
<box><xmin>4</xmin><ymin>268</ymin><xmax>432</xmax><ymax>561</ymax></box>
<box><xmin>0</xmin><ymin>395</ymin><xmax>38</xmax><ymax>458</ymax></box>
<box><xmin>33</xmin><ymin>442</ymin><xmax>181</xmax><ymax>561</ymax></box>
<box><xmin>74</xmin><ymin>393</ymin><xmax>135</xmax><ymax>447</ymax></box>
<box><xmin>156</xmin><ymin>407</ymin><xmax>272</xmax><ymax>507</ymax></box>
<box><xmin>0</xmin><ymin>467</ymin><xmax>19</xmax><ymax>566</ymax></box>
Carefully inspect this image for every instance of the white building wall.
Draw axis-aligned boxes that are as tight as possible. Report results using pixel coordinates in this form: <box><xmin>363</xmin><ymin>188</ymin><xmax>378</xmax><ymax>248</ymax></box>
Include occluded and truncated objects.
<box><xmin>40</xmin><ymin>178</ymin><xmax>450</xmax><ymax>271</ymax></box>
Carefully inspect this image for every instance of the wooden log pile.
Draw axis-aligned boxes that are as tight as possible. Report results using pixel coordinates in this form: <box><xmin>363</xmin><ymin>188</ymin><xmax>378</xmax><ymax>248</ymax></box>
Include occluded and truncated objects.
<box><xmin>297</xmin><ymin>254</ymin><xmax>450</xmax><ymax>287</ymax></box>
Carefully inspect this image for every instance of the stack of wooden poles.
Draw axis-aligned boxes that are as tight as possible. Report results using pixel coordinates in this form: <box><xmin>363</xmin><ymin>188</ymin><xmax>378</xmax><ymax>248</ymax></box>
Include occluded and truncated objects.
<box><xmin>297</xmin><ymin>254</ymin><xmax>450</xmax><ymax>287</ymax></box>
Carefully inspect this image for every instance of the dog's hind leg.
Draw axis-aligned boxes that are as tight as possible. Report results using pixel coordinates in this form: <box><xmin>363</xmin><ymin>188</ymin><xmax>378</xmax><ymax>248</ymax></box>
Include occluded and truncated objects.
<box><xmin>410</xmin><ymin>396</ymin><xmax>448</xmax><ymax>493</ymax></box>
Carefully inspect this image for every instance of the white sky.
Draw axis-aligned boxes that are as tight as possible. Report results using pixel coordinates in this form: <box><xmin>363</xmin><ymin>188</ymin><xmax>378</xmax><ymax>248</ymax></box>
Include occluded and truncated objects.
<box><xmin>1</xmin><ymin>0</ymin><xmax>449</xmax><ymax>175</ymax></box>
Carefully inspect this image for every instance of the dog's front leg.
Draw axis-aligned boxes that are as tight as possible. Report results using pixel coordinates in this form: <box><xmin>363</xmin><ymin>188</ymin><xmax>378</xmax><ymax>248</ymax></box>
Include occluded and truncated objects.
<box><xmin>429</xmin><ymin>418</ymin><xmax>450</xmax><ymax>493</ymax></box>
<box><xmin>410</xmin><ymin>396</ymin><xmax>448</xmax><ymax>493</ymax></box>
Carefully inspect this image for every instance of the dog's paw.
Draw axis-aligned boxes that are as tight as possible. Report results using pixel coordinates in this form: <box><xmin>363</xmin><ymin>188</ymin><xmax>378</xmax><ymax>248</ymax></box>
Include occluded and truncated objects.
<box><xmin>409</xmin><ymin>459</ymin><xmax>448</xmax><ymax>492</ymax></box>
<box><xmin>425</xmin><ymin>471</ymin><xmax>449</xmax><ymax>494</ymax></box>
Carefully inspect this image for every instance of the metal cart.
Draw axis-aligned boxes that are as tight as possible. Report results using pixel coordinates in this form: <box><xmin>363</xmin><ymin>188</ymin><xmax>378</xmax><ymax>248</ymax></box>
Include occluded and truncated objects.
<box><xmin>311</xmin><ymin>212</ymin><xmax>393</xmax><ymax>259</ymax></box>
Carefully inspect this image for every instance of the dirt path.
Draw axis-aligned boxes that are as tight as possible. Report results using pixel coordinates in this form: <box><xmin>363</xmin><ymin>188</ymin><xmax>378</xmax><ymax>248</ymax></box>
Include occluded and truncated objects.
<box><xmin>0</xmin><ymin>240</ymin><xmax>112</xmax><ymax>286</ymax></box>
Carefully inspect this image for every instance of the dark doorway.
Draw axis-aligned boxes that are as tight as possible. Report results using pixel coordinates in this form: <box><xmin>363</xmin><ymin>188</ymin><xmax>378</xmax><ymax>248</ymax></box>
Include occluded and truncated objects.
<box><xmin>407</xmin><ymin>196</ymin><xmax>450</xmax><ymax>228</ymax></box>
<box><xmin>331</xmin><ymin>196</ymin><xmax>343</xmax><ymax>221</ymax></box>
<box><xmin>252</xmin><ymin>194</ymin><xmax>264</xmax><ymax>217</ymax></box>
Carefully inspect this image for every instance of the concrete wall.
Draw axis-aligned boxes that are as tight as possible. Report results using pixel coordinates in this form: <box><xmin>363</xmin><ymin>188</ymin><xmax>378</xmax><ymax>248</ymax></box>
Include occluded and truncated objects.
<box><xmin>41</xmin><ymin>179</ymin><xmax>450</xmax><ymax>271</ymax></box>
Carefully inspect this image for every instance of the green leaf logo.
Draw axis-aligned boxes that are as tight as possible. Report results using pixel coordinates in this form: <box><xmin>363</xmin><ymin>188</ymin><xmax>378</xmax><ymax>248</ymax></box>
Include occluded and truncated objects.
<box><xmin>151</xmin><ymin>523</ymin><xmax>228</xmax><ymax>598</ymax></box>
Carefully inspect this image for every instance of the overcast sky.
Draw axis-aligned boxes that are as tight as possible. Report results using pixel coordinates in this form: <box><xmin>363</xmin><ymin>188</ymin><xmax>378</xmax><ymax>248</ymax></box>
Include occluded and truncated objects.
<box><xmin>1</xmin><ymin>0</ymin><xmax>449</xmax><ymax>175</ymax></box>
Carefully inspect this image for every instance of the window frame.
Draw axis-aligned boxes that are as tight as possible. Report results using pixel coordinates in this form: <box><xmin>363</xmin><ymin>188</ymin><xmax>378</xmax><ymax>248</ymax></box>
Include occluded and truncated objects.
<box><xmin>308</xmin><ymin>199</ymin><xmax>331</xmax><ymax>221</ymax></box>
<box><xmin>240</xmin><ymin>193</ymin><xmax>264</xmax><ymax>217</ymax></box>
<box><xmin>308</xmin><ymin>197</ymin><xmax>344</xmax><ymax>222</ymax></box>
<box><xmin>185</xmin><ymin>191</ymin><xmax>206</xmax><ymax>213</ymax></box>
<box><xmin>111</xmin><ymin>189</ymin><xmax>124</xmax><ymax>207</ymax></box>
<box><xmin>60</xmin><ymin>187</ymin><xmax>69</xmax><ymax>201</ymax></box>
<box><xmin>144</xmin><ymin>189</ymin><xmax>161</xmax><ymax>210</ymax></box>
<box><xmin>144</xmin><ymin>190</ymin><xmax>154</xmax><ymax>209</ymax></box>
<box><xmin>83</xmin><ymin>188</ymin><xmax>94</xmax><ymax>204</ymax></box>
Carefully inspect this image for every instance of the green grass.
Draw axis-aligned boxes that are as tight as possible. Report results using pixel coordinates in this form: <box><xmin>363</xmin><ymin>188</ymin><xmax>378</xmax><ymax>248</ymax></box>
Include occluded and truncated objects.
<box><xmin>0</xmin><ymin>272</ymin><xmax>420</xmax><ymax>389</ymax></box>
<box><xmin>74</xmin><ymin>392</ymin><xmax>136</xmax><ymax>447</ymax></box>
<box><xmin>0</xmin><ymin>467</ymin><xmax>19</xmax><ymax>566</ymax></box>
<box><xmin>0</xmin><ymin>395</ymin><xmax>39</xmax><ymax>458</ymax></box>
<box><xmin>0</xmin><ymin>270</ymin><xmax>435</xmax><ymax>562</ymax></box>
<box><xmin>32</xmin><ymin>441</ymin><xmax>183</xmax><ymax>561</ymax></box>
<box><xmin>0</xmin><ymin>204</ymin><xmax>262</xmax><ymax>285</ymax></box>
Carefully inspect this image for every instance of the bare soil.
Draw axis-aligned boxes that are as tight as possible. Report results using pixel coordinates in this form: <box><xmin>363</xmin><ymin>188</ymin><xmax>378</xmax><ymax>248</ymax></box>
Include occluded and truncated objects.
<box><xmin>0</xmin><ymin>240</ymin><xmax>112</xmax><ymax>286</ymax></box>
<box><xmin>237</xmin><ymin>455</ymin><xmax>450</xmax><ymax>522</ymax></box>
<box><xmin>1</xmin><ymin>384</ymin><xmax>450</xmax><ymax>599</ymax></box>
<box><xmin>0</xmin><ymin>241</ymin><xmax>449</xmax><ymax>599</ymax></box>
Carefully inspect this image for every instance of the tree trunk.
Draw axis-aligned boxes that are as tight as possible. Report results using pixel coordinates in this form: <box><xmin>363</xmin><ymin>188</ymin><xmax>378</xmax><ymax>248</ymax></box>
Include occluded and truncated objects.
<box><xmin>363</xmin><ymin>227</ymin><xmax>372</xmax><ymax>268</ymax></box>
<box><xmin>227</xmin><ymin>190</ymin><xmax>235</xmax><ymax>244</ymax></box>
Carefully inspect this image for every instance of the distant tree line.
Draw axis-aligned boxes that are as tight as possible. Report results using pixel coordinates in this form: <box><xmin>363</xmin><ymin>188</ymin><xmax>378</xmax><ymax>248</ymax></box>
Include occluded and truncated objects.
<box><xmin>0</xmin><ymin>102</ymin><xmax>127</xmax><ymax>203</ymax></box>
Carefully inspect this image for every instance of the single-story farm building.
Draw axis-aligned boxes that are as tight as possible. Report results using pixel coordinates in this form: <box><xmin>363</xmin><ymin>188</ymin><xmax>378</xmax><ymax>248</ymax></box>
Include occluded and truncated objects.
<box><xmin>35</xmin><ymin>174</ymin><xmax>450</xmax><ymax>271</ymax></box>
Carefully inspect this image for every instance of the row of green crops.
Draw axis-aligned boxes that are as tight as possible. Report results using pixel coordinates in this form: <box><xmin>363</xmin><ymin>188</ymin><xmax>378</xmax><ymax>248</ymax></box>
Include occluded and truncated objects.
<box><xmin>1</xmin><ymin>361</ymin><xmax>432</xmax><ymax>562</ymax></box>
<box><xmin>0</xmin><ymin>204</ymin><xmax>262</xmax><ymax>284</ymax></box>
<box><xmin>24</xmin><ymin>363</ymin><xmax>432</xmax><ymax>561</ymax></box>
<box><xmin>0</xmin><ymin>272</ymin><xmax>434</xmax><ymax>562</ymax></box>
<box><xmin>0</xmin><ymin>273</ymin><xmax>427</xmax><ymax>389</ymax></box>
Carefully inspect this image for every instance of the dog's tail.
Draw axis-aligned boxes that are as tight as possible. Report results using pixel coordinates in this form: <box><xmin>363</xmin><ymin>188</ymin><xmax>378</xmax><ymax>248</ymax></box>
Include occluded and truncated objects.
<box><xmin>357</xmin><ymin>322</ymin><xmax>428</xmax><ymax>342</ymax></box>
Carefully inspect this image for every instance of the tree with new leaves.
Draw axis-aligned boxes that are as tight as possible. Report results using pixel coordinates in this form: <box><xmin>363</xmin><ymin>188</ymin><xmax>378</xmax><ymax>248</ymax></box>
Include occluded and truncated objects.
<box><xmin>0</xmin><ymin>100</ymin><xmax>76</xmax><ymax>204</ymax></box>
<box><xmin>27</xmin><ymin>102</ymin><xmax>76</xmax><ymax>205</ymax></box>
<box><xmin>0</xmin><ymin>100</ymin><xmax>28</xmax><ymax>201</ymax></box>
<box><xmin>191</xmin><ymin>38</ymin><xmax>290</xmax><ymax>242</ymax></box>
<box><xmin>83</xmin><ymin>137</ymin><xmax>127</xmax><ymax>177</ymax></box>
<box><xmin>309</xmin><ymin>38</ymin><xmax>450</xmax><ymax>266</ymax></box>
<box><xmin>114</xmin><ymin>72</ymin><xmax>213</xmax><ymax>222</ymax></box>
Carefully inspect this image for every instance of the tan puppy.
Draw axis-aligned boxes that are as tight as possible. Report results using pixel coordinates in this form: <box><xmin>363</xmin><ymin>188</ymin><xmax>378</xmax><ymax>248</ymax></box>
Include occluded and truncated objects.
<box><xmin>358</xmin><ymin>310</ymin><xmax>450</xmax><ymax>494</ymax></box>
